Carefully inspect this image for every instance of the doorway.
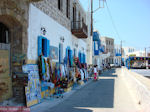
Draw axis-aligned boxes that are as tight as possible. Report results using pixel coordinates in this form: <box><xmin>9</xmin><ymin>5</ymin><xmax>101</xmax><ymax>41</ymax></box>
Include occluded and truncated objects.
<box><xmin>0</xmin><ymin>15</ymin><xmax>23</xmax><ymax>103</ymax></box>
<box><xmin>0</xmin><ymin>22</ymin><xmax>12</xmax><ymax>102</ymax></box>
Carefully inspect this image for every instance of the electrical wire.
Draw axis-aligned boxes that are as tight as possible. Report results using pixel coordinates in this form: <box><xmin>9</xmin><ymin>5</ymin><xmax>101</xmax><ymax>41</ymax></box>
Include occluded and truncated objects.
<box><xmin>105</xmin><ymin>0</ymin><xmax>122</xmax><ymax>40</ymax></box>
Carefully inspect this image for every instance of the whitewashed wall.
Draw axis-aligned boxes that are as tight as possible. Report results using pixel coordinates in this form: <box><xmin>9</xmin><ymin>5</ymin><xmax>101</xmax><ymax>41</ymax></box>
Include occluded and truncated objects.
<box><xmin>27</xmin><ymin>4</ymin><xmax>87</xmax><ymax>62</ymax></box>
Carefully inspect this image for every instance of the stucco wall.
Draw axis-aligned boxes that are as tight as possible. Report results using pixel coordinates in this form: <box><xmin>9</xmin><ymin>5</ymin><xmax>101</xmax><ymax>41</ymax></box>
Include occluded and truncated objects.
<box><xmin>27</xmin><ymin>4</ymin><xmax>87</xmax><ymax>62</ymax></box>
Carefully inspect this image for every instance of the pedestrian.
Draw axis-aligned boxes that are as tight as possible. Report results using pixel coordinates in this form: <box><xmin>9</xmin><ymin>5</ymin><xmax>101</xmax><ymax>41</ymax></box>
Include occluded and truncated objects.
<box><xmin>94</xmin><ymin>65</ymin><xmax>98</xmax><ymax>80</ymax></box>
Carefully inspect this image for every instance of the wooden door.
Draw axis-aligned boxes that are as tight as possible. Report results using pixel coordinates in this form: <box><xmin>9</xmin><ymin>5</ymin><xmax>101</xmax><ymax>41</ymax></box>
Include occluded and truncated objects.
<box><xmin>0</xmin><ymin>43</ymin><xmax>12</xmax><ymax>102</ymax></box>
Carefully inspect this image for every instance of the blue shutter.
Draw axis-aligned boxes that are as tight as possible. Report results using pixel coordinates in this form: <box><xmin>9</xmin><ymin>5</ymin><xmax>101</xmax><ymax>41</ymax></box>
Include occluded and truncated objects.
<box><xmin>38</xmin><ymin>36</ymin><xmax>42</xmax><ymax>56</ymax></box>
<box><xmin>69</xmin><ymin>50</ymin><xmax>73</xmax><ymax>66</ymax></box>
<box><xmin>59</xmin><ymin>44</ymin><xmax>61</xmax><ymax>63</ymax></box>
<box><xmin>66</xmin><ymin>48</ymin><xmax>68</xmax><ymax>61</ymax></box>
<box><xmin>46</xmin><ymin>39</ymin><xmax>50</xmax><ymax>57</ymax></box>
<box><xmin>41</xmin><ymin>56</ymin><xmax>46</xmax><ymax>74</ymax></box>
<box><xmin>82</xmin><ymin>53</ymin><xmax>84</xmax><ymax>63</ymax></box>
<box><xmin>65</xmin><ymin>48</ymin><xmax>68</xmax><ymax>64</ymax></box>
<box><xmin>80</xmin><ymin>53</ymin><xmax>82</xmax><ymax>63</ymax></box>
<box><xmin>78</xmin><ymin>52</ymin><xmax>81</xmax><ymax>62</ymax></box>
<box><xmin>84</xmin><ymin>54</ymin><xmax>86</xmax><ymax>63</ymax></box>
<box><xmin>43</xmin><ymin>39</ymin><xmax>47</xmax><ymax>57</ymax></box>
<box><xmin>83</xmin><ymin>54</ymin><xmax>85</xmax><ymax>63</ymax></box>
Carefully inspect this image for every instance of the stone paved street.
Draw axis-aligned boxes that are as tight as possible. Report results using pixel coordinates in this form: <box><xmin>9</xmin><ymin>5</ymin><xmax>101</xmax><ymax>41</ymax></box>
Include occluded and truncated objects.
<box><xmin>31</xmin><ymin>69</ymin><xmax>140</xmax><ymax>112</ymax></box>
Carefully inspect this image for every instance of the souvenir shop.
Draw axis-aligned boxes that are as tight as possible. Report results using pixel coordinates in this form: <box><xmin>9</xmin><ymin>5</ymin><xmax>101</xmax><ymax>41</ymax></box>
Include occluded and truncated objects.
<box><xmin>21</xmin><ymin>36</ymin><xmax>88</xmax><ymax>107</ymax></box>
<box><xmin>126</xmin><ymin>57</ymin><xmax>150</xmax><ymax>69</ymax></box>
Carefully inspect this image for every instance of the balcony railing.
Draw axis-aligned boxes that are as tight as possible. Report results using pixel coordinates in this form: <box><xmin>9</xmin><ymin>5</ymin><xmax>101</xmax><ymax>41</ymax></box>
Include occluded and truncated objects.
<box><xmin>28</xmin><ymin>0</ymin><xmax>43</xmax><ymax>2</ymax></box>
<box><xmin>71</xmin><ymin>21</ymin><xmax>88</xmax><ymax>38</ymax></box>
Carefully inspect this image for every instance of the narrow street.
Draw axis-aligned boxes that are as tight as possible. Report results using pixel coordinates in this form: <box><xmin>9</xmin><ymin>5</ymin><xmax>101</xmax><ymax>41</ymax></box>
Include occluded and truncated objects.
<box><xmin>32</xmin><ymin>69</ymin><xmax>140</xmax><ymax>112</ymax></box>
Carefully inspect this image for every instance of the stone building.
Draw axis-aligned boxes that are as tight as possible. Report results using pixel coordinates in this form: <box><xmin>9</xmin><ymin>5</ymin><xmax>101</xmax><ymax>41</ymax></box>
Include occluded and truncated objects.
<box><xmin>0</xmin><ymin>0</ymin><xmax>91</xmax><ymax>103</ymax></box>
<box><xmin>101</xmin><ymin>36</ymin><xmax>114</xmax><ymax>64</ymax></box>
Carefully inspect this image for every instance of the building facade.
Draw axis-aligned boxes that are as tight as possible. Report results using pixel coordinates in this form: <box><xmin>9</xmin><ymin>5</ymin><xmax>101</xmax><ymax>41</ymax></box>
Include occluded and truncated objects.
<box><xmin>92</xmin><ymin>31</ymin><xmax>101</xmax><ymax>68</ymax></box>
<box><xmin>101</xmin><ymin>36</ymin><xmax>114</xmax><ymax>64</ymax></box>
<box><xmin>0</xmin><ymin>0</ymin><xmax>91</xmax><ymax>105</ymax></box>
<box><xmin>28</xmin><ymin>0</ymin><xmax>89</xmax><ymax>63</ymax></box>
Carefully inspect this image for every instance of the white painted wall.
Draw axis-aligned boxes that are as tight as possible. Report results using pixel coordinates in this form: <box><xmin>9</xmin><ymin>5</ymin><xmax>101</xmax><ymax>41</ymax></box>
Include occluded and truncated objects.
<box><xmin>27</xmin><ymin>4</ymin><xmax>87</xmax><ymax>61</ymax></box>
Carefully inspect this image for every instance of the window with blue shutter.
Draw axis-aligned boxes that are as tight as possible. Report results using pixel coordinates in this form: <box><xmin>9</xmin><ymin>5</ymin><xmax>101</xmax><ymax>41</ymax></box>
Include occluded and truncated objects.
<box><xmin>46</xmin><ymin>39</ymin><xmax>50</xmax><ymax>57</ymax></box>
<box><xmin>85</xmin><ymin>54</ymin><xmax>86</xmax><ymax>63</ymax></box>
<box><xmin>42</xmin><ymin>39</ymin><xmax>47</xmax><ymax>56</ymax></box>
<box><xmin>80</xmin><ymin>53</ymin><xmax>83</xmax><ymax>64</ymax></box>
<box><xmin>38</xmin><ymin>36</ymin><xmax>42</xmax><ymax>56</ymax></box>
<box><xmin>59</xmin><ymin>43</ymin><xmax>63</xmax><ymax>63</ymax></box>
<box><xmin>69</xmin><ymin>50</ymin><xmax>73</xmax><ymax>66</ymax></box>
<box><xmin>78</xmin><ymin>52</ymin><xmax>81</xmax><ymax>62</ymax></box>
<box><xmin>38</xmin><ymin>36</ymin><xmax>50</xmax><ymax>57</ymax></box>
<box><xmin>82</xmin><ymin>53</ymin><xmax>84</xmax><ymax>63</ymax></box>
<box><xmin>83</xmin><ymin>54</ymin><xmax>86</xmax><ymax>63</ymax></box>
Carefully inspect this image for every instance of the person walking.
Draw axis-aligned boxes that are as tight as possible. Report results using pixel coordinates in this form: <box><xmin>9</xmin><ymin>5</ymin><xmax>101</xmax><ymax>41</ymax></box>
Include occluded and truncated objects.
<box><xmin>94</xmin><ymin>65</ymin><xmax>98</xmax><ymax>80</ymax></box>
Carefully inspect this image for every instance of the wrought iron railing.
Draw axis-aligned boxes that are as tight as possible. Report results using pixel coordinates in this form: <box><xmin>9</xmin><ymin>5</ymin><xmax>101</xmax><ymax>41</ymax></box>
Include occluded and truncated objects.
<box><xmin>71</xmin><ymin>21</ymin><xmax>88</xmax><ymax>34</ymax></box>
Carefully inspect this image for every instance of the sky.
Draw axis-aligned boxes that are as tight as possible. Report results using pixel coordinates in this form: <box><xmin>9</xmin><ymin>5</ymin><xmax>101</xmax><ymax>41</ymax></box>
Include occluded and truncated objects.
<box><xmin>79</xmin><ymin>0</ymin><xmax>150</xmax><ymax>51</ymax></box>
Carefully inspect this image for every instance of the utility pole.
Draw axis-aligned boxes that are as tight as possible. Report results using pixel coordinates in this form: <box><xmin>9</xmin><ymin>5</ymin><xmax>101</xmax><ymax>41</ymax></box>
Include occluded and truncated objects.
<box><xmin>145</xmin><ymin>48</ymin><xmax>146</xmax><ymax>57</ymax></box>
<box><xmin>121</xmin><ymin>40</ymin><xmax>122</xmax><ymax>66</ymax></box>
<box><xmin>145</xmin><ymin>47</ymin><xmax>146</xmax><ymax>67</ymax></box>
<box><xmin>91</xmin><ymin>0</ymin><xmax>93</xmax><ymax>36</ymax></box>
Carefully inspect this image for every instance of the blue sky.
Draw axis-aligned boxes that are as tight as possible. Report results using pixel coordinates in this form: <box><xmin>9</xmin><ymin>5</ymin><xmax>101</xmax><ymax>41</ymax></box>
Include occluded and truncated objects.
<box><xmin>79</xmin><ymin>0</ymin><xmax>150</xmax><ymax>50</ymax></box>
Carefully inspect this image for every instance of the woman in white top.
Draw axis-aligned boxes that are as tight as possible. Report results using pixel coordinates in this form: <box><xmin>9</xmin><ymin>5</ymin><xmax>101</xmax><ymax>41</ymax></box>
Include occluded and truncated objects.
<box><xmin>94</xmin><ymin>65</ymin><xmax>98</xmax><ymax>80</ymax></box>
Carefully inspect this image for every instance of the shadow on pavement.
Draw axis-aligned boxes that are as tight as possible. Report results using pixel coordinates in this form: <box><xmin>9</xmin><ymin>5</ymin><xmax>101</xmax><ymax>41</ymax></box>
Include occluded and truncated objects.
<box><xmin>46</xmin><ymin>79</ymin><xmax>115</xmax><ymax>112</ymax></box>
<box><xmin>100</xmin><ymin>69</ymin><xmax>118</xmax><ymax>77</ymax></box>
<box><xmin>40</xmin><ymin>69</ymin><xmax>115</xmax><ymax>112</ymax></box>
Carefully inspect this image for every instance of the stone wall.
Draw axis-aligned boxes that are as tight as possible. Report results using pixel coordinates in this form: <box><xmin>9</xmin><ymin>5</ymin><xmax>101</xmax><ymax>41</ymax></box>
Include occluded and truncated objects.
<box><xmin>32</xmin><ymin>0</ymin><xmax>87</xmax><ymax>31</ymax></box>
<box><xmin>0</xmin><ymin>0</ymin><xmax>29</xmax><ymax>55</ymax></box>
<box><xmin>0</xmin><ymin>0</ymin><xmax>31</xmax><ymax>74</ymax></box>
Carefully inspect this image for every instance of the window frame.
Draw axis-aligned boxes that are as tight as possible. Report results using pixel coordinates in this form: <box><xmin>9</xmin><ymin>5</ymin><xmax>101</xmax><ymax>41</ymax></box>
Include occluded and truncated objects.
<box><xmin>58</xmin><ymin>0</ymin><xmax>63</xmax><ymax>12</ymax></box>
<box><xmin>66</xmin><ymin>0</ymin><xmax>70</xmax><ymax>18</ymax></box>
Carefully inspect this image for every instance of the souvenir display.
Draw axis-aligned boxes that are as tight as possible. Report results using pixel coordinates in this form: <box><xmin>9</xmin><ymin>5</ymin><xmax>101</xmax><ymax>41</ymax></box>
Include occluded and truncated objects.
<box><xmin>79</xmin><ymin>69</ymin><xmax>84</xmax><ymax>80</ymax></box>
<box><xmin>22</xmin><ymin>39</ymin><xmax>89</xmax><ymax>107</ymax></box>
<box><xmin>22</xmin><ymin>64</ymin><xmax>41</xmax><ymax>107</ymax></box>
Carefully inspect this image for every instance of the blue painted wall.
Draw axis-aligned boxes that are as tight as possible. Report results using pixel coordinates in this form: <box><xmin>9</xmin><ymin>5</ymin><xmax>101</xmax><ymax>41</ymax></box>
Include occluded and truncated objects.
<box><xmin>93</xmin><ymin>31</ymin><xmax>101</xmax><ymax>56</ymax></box>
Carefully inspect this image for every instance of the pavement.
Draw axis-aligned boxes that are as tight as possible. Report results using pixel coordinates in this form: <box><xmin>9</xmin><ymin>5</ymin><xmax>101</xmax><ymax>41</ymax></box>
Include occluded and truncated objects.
<box><xmin>31</xmin><ymin>68</ymin><xmax>141</xmax><ymax>112</ymax></box>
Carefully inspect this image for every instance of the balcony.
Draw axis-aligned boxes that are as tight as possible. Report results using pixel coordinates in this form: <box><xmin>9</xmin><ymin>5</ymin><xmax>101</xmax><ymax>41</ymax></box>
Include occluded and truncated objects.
<box><xmin>28</xmin><ymin>0</ymin><xmax>43</xmax><ymax>2</ymax></box>
<box><xmin>71</xmin><ymin>21</ymin><xmax>88</xmax><ymax>38</ymax></box>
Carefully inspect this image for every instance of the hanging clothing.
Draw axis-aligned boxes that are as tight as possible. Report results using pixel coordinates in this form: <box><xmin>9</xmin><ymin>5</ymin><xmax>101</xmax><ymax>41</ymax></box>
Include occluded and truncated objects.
<box><xmin>80</xmin><ymin>69</ymin><xmax>84</xmax><ymax>80</ymax></box>
<box><xmin>61</xmin><ymin>64</ymin><xmax>65</xmax><ymax>77</ymax></box>
<box><xmin>46</xmin><ymin>62</ymin><xmax>50</xmax><ymax>81</ymax></box>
